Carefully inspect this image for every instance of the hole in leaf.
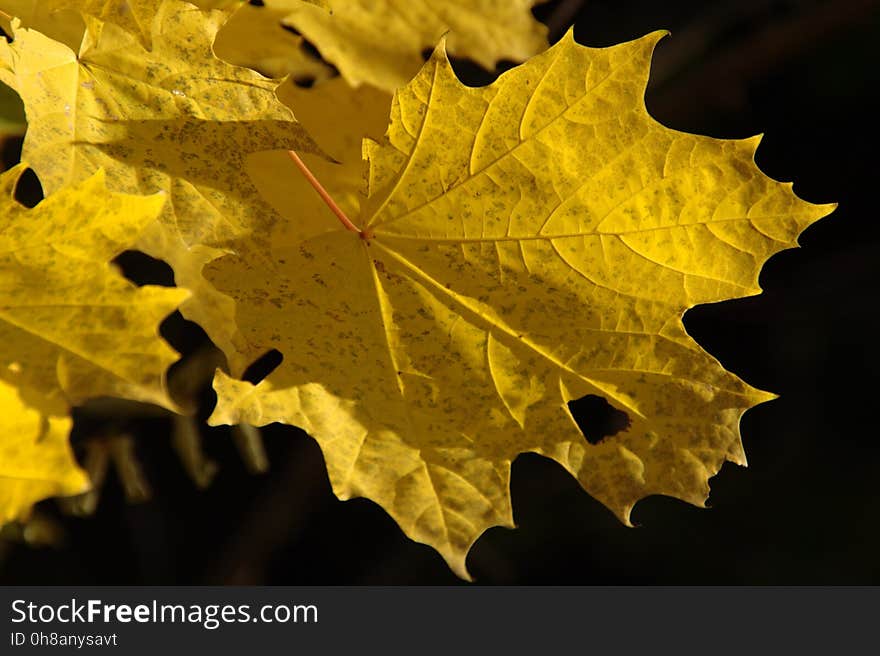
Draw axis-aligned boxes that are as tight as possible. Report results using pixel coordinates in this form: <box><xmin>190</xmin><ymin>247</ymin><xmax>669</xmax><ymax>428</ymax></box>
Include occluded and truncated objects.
<box><xmin>567</xmin><ymin>395</ymin><xmax>631</xmax><ymax>445</ymax></box>
<box><xmin>242</xmin><ymin>349</ymin><xmax>283</xmax><ymax>384</ymax></box>
<box><xmin>293</xmin><ymin>75</ymin><xmax>316</xmax><ymax>89</ymax></box>
<box><xmin>112</xmin><ymin>250</ymin><xmax>175</xmax><ymax>287</ymax></box>
<box><xmin>248</xmin><ymin>0</ymin><xmax>265</xmax><ymax>6</ymax></box>
<box><xmin>299</xmin><ymin>38</ymin><xmax>322</xmax><ymax>60</ymax></box>
<box><xmin>13</xmin><ymin>167</ymin><xmax>43</xmax><ymax>208</ymax></box>
<box><xmin>420</xmin><ymin>47</ymin><xmax>433</xmax><ymax>61</ymax></box>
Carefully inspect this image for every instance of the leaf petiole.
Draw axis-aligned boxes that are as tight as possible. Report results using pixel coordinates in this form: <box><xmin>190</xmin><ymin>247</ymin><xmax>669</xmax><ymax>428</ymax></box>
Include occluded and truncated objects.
<box><xmin>286</xmin><ymin>150</ymin><xmax>370</xmax><ymax>239</ymax></box>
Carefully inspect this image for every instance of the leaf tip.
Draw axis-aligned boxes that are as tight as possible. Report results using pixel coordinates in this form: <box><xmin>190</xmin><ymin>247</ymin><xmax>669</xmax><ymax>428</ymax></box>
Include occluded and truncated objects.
<box><xmin>448</xmin><ymin>553</ymin><xmax>475</xmax><ymax>582</ymax></box>
<box><xmin>644</xmin><ymin>28</ymin><xmax>672</xmax><ymax>48</ymax></box>
<box><xmin>750</xmin><ymin>388</ymin><xmax>779</xmax><ymax>406</ymax></box>
<box><xmin>745</xmin><ymin>132</ymin><xmax>765</xmax><ymax>156</ymax></box>
<box><xmin>619</xmin><ymin>503</ymin><xmax>637</xmax><ymax>528</ymax></box>
<box><xmin>426</xmin><ymin>33</ymin><xmax>452</xmax><ymax>66</ymax></box>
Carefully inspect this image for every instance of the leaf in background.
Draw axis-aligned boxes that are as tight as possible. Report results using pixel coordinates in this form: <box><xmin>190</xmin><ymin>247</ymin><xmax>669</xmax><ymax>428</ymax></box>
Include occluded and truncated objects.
<box><xmin>212</xmin><ymin>0</ymin><xmax>336</xmax><ymax>82</ymax></box>
<box><xmin>207</xmin><ymin>32</ymin><xmax>834</xmax><ymax>578</ymax></box>
<box><xmin>266</xmin><ymin>0</ymin><xmax>549</xmax><ymax>92</ymax></box>
<box><xmin>0</xmin><ymin>164</ymin><xmax>186</xmax><ymax>414</ymax></box>
<box><xmin>0</xmin><ymin>1</ymin><xmax>87</xmax><ymax>51</ymax></box>
<box><xmin>0</xmin><ymin>379</ymin><xmax>88</xmax><ymax>526</ymax></box>
<box><xmin>0</xmin><ymin>0</ymin><xmax>321</xmax><ymax>369</ymax></box>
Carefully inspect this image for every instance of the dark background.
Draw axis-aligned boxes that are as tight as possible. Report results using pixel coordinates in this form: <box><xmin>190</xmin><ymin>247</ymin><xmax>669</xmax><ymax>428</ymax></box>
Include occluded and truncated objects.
<box><xmin>1</xmin><ymin>0</ymin><xmax>878</xmax><ymax>584</ymax></box>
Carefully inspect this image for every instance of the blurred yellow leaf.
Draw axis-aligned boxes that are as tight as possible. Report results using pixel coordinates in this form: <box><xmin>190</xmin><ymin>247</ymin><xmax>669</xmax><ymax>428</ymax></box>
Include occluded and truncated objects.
<box><xmin>266</xmin><ymin>0</ymin><xmax>549</xmax><ymax>92</ymax></box>
<box><xmin>213</xmin><ymin>0</ymin><xmax>336</xmax><ymax>82</ymax></box>
<box><xmin>0</xmin><ymin>1</ymin><xmax>87</xmax><ymax>51</ymax></box>
<box><xmin>0</xmin><ymin>379</ymin><xmax>88</xmax><ymax>526</ymax></box>
<box><xmin>207</xmin><ymin>32</ymin><xmax>834</xmax><ymax>578</ymax></box>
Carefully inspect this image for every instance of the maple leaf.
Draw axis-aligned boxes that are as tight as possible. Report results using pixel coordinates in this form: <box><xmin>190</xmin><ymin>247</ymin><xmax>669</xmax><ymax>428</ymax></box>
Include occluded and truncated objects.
<box><xmin>254</xmin><ymin>0</ymin><xmax>549</xmax><ymax>92</ymax></box>
<box><xmin>206</xmin><ymin>31</ymin><xmax>834</xmax><ymax>579</ymax></box>
<box><xmin>0</xmin><ymin>164</ymin><xmax>186</xmax><ymax>414</ymax></box>
<box><xmin>0</xmin><ymin>379</ymin><xmax>89</xmax><ymax>526</ymax></box>
<box><xmin>0</xmin><ymin>0</ymin><xmax>320</xmax><ymax>368</ymax></box>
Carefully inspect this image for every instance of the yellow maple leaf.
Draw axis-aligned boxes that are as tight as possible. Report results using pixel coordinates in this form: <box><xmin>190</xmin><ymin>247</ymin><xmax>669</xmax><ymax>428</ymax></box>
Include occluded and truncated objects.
<box><xmin>0</xmin><ymin>164</ymin><xmax>186</xmax><ymax>414</ymax></box>
<box><xmin>0</xmin><ymin>379</ymin><xmax>89</xmax><ymax>526</ymax></box>
<box><xmin>206</xmin><ymin>32</ymin><xmax>833</xmax><ymax>579</ymax></box>
<box><xmin>0</xmin><ymin>1</ymin><xmax>320</xmax><ymax>367</ymax></box>
<box><xmin>263</xmin><ymin>0</ymin><xmax>549</xmax><ymax>92</ymax></box>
